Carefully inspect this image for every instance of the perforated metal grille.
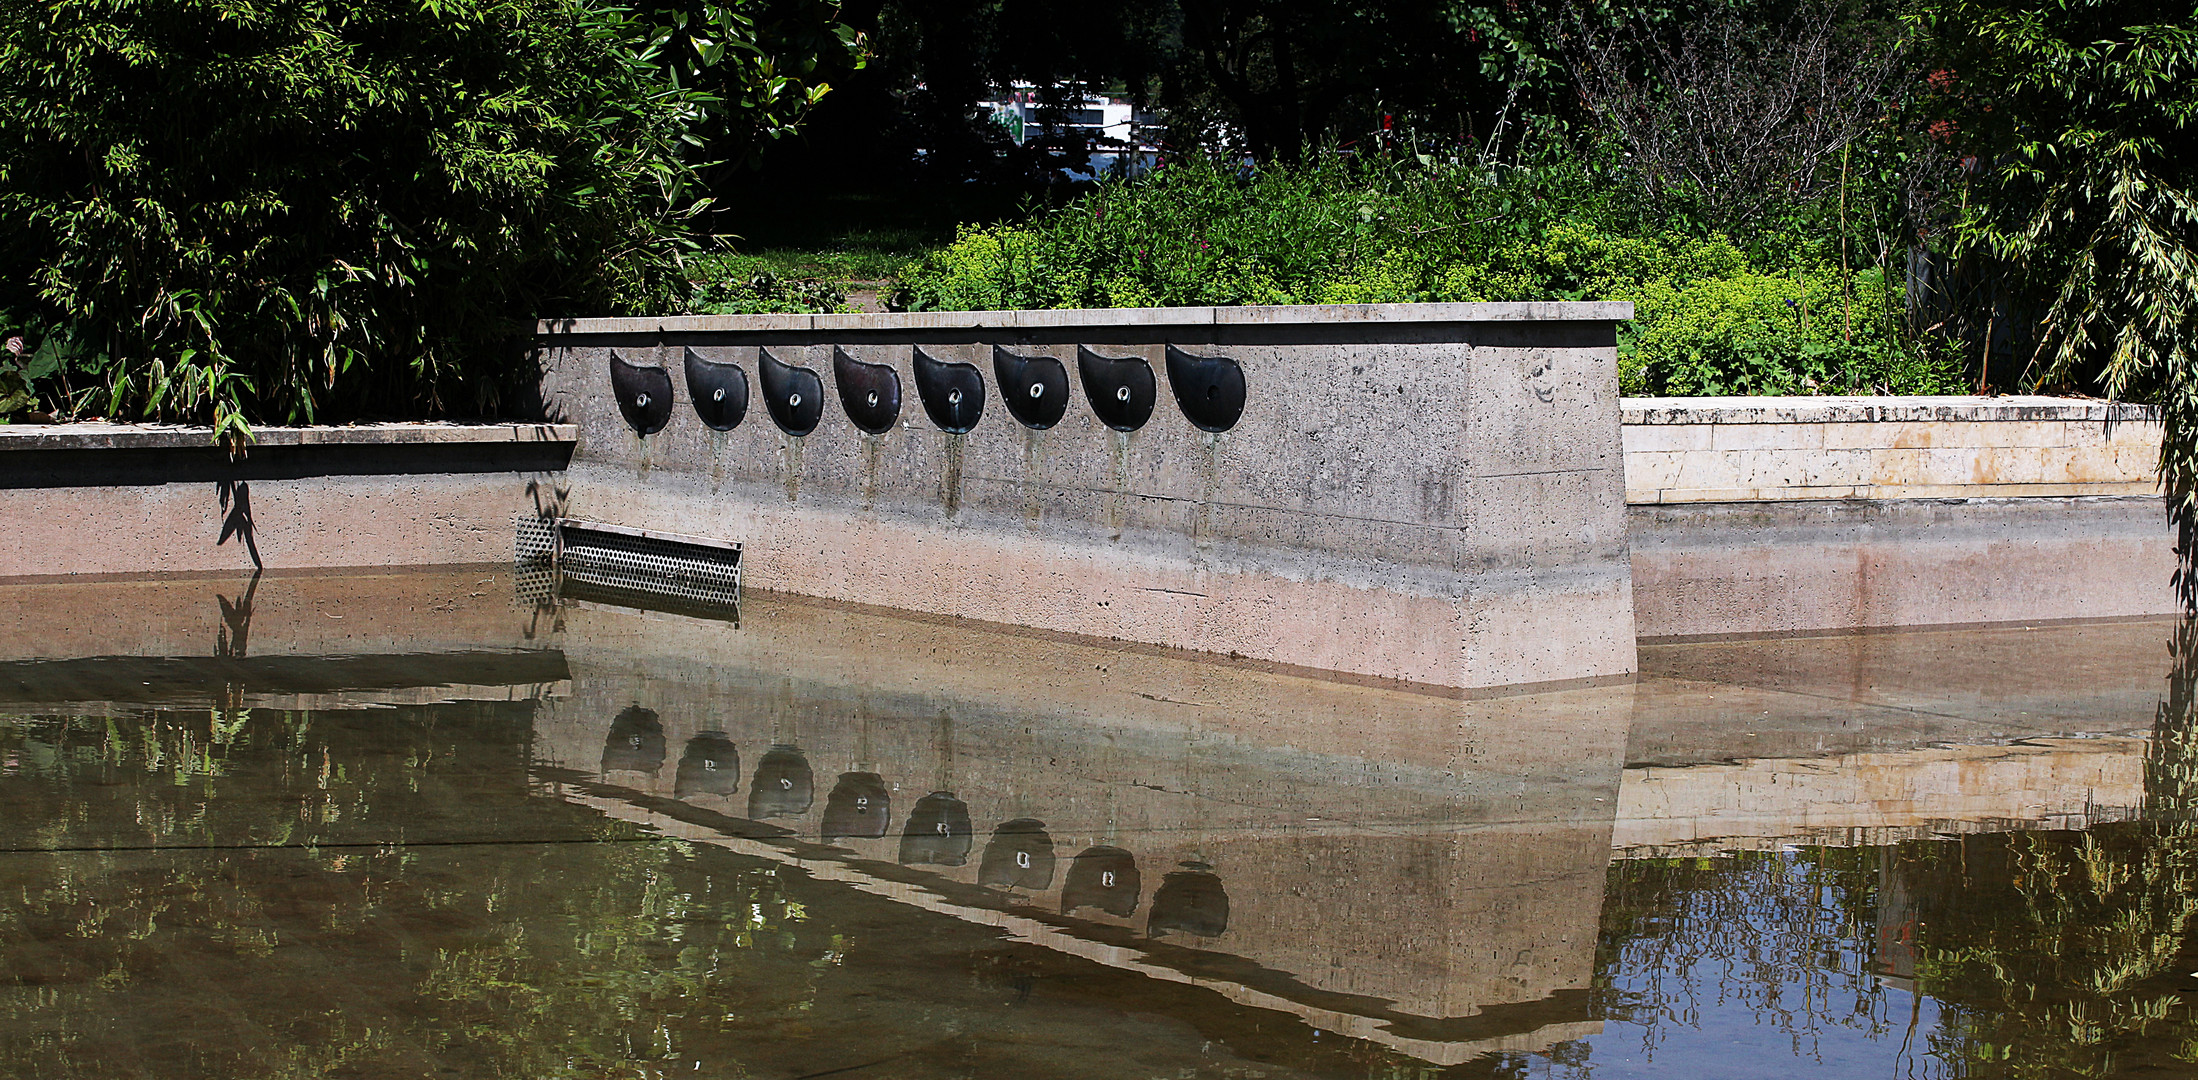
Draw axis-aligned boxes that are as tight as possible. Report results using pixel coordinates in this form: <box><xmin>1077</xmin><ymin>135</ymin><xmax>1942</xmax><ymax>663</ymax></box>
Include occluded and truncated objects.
<box><xmin>558</xmin><ymin>525</ymin><xmax>742</xmax><ymax>609</ymax></box>
<box><xmin>516</xmin><ymin>516</ymin><xmax>557</xmax><ymax>565</ymax></box>
<box><xmin>511</xmin><ymin>515</ymin><xmax>741</xmax><ymax>618</ymax></box>
<box><xmin>513</xmin><ymin>516</ymin><xmax>560</xmax><ymax>607</ymax></box>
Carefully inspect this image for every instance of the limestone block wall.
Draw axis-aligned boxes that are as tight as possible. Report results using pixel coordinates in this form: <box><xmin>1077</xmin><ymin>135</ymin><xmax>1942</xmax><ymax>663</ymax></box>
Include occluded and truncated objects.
<box><xmin>536</xmin><ymin>303</ymin><xmax>1637</xmax><ymax>690</ymax></box>
<box><xmin>1621</xmin><ymin>397</ymin><xmax>2176</xmax><ymax>637</ymax></box>
<box><xmin>1621</xmin><ymin>396</ymin><xmax>2160</xmax><ymax>504</ymax></box>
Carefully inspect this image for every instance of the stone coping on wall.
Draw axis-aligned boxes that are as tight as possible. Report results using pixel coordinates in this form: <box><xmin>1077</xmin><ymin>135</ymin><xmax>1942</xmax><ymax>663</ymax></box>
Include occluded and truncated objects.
<box><xmin>1623</xmin><ymin>395</ymin><xmax>2157</xmax><ymax>425</ymax></box>
<box><xmin>0</xmin><ymin>421</ymin><xmax>577</xmax><ymax>452</ymax></box>
<box><xmin>536</xmin><ymin>300</ymin><xmax>1635</xmax><ymax>336</ymax></box>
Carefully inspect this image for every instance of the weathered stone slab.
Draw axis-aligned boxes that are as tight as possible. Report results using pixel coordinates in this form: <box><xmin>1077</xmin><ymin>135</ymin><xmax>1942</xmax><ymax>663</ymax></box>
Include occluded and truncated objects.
<box><xmin>1621</xmin><ymin>396</ymin><xmax>2161</xmax><ymax>504</ymax></box>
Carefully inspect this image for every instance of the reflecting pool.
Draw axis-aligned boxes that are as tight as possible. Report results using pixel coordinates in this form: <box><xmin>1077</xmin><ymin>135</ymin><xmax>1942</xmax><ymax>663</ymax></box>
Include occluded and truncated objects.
<box><xmin>2</xmin><ymin>570</ymin><xmax>2196</xmax><ymax>1078</ymax></box>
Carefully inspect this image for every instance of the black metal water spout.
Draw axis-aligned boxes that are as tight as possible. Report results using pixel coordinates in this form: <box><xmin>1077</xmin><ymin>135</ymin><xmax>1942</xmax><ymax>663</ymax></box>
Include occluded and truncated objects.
<box><xmin>758</xmin><ymin>349</ymin><xmax>825</xmax><ymax>436</ymax></box>
<box><xmin>684</xmin><ymin>347</ymin><xmax>750</xmax><ymax>431</ymax></box>
<box><xmin>609</xmin><ymin>351</ymin><xmax>674</xmax><ymax>436</ymax></box>
<box><xmin>992</xmin><ymin>346</ymin><xmax>1069</xmax><ymax>430</ymax></box>
<box><xmin>913</xmin><ymin>347</ymin><xmax>985</xmax><ymax>433</ymax></box>
<box><xmin>1077</xmin><ymin>346</ymin><xmax>1155</xmax><ymax>432</ymax></box>
<box><xmin>1164</xmin><ymin>345</ymin><xmax>1246</xmax><ymax>433</ymax></box>
<box><xmin>834</xmin><ymin>347</ymin><xmax>902</xmax><ymax>435</ymax></box>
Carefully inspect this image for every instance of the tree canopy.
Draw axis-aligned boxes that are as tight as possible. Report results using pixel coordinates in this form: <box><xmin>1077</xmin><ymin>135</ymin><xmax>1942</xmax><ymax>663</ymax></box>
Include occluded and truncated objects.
<box><xmin>0</xmin><ymin>0</ymin><xmax>860</xmax><ymax>433</ymax></box>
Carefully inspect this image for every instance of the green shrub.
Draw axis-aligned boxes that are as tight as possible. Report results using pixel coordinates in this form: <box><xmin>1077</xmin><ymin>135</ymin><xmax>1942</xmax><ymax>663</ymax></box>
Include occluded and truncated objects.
<box><xmin>898</xmin><ymin>154</ymin><xmax>1967</xmax><ymax>397</ymax></box>
<box><xmin>0</xmin><ymin>0</ymin><xmax>841</xmax><ymax>433</ymax></box>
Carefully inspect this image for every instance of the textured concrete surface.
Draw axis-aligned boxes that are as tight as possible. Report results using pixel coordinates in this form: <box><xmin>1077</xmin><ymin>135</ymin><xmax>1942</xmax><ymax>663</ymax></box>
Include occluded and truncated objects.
<box><xmin>538</xmin><ymin>304</ymin><xmax>1637</xmax><ymax>689</ymax></box>
<box><xmin>1621</xmin><ymin>396</ymin><xmax>2160</xmax><ymax>503</ymax></box>
<box><xmin>0</xmin><ymin>425</ymin><xmax>572</xmax><ymax>578</ymax></box>
<box><xmin>1629</xmin><ymin>496</ymin><xmax>2177</xmax><ymax>637</ymax></box>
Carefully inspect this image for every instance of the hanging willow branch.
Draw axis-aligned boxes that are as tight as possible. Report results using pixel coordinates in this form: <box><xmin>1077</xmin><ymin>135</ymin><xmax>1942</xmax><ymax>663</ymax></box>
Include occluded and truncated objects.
<box><xmin>1915</xmin><ymin>1</ymin><xmax>2198</xmax><ymax>606</ymax></box>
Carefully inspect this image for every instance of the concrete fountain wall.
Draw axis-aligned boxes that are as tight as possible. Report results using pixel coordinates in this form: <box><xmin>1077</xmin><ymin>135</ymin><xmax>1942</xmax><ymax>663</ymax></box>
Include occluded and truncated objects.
<box><xmin>3</xmin><ymin>303</ymin><xmax>2174</xmax><ymax>691</ymax></box>
<box><xmin>534</xmin><ymin>303</ymin><xmax>1639</xmax><ymax>690</ymax></box>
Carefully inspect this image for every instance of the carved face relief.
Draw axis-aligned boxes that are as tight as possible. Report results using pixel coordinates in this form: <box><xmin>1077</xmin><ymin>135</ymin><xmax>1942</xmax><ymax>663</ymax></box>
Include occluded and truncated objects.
<box><xmin>1528</xmin><ymin>356</ymin><xmax>1559</xmax><ymax>404</ymax></box>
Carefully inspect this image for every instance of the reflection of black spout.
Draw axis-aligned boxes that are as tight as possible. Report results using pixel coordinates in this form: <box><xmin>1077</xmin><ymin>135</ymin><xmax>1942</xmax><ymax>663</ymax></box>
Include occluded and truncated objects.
<box><xmin>748</xmin><ymin>745</ymin><xmax>815</xmax><ymax>819</ymax></box>
<box><xmin>1062</xmin><ymin>845</ymin><xmax>1141</xmax><ymax>917</ymax></box>
<box><xmin>601</xmin><ymin>706</ymin><xmax>666</xmax><ymax>776</ymax></box>
<box><xmin>978</xmin><ymin>818</ymin><xmax>1056</xmax><ymax>890</ymax></box>
<box><xmin>822</xmin><ymin>772</ymin><xmax>890</xmax><ymax>839</ymax></box>
<box><xmin>674</xmin><ymin>732</ymin><xmax>741</xmax><ymax>799</ymax></box>
<box><xmin>1148</xmin><ymin>865</ymin><xmax>1229</xmax><ymax>938</ymax></box>
<box><xmin>898</xmin><ymin>791</ymin><xmax>974</xmax><ymax>866</ymax></box>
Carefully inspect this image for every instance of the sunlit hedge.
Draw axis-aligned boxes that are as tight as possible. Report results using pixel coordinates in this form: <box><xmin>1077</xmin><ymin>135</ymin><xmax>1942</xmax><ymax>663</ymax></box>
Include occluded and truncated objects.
<box><xmin>898</xmin><ymin>155</ymin><xmax>1964</xmax><ymax>397</ymax></box>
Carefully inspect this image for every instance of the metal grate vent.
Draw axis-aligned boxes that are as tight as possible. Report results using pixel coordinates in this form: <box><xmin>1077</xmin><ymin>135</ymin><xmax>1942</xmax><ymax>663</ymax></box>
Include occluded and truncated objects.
<box><xmin>516</xmin><ymin>515</ymin><xmax>741</xmax><ymax>619</ymax></box>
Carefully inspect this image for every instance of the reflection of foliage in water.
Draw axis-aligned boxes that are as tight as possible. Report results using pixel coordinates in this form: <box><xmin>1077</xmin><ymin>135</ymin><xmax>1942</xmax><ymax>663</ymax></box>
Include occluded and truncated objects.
<box><xmin>1906</xmin><ymin>826</ymin><xmax>2198</xmax><ymax>1077</ymax></box>
<box><xmin>1587</xmin><ymin>621</ymin><xmax>2198</xmax><ymax>1078</ymax></box>
<box><xmin>1596</xmin><ymin>848</ymin><xmax>1910</xmax><ymax>1065</ymax></box>
<box><xmin>0</xmin><ymin>707</ymin><xmax>831</xmax><ymax>1079</ymax></box>
<box><xmin>1905</xmin><ymin>617</ymin><xmax>2198</xmax><ymax>1078</ymax></box>
<box><xmin>413</xmin><ymin>842</ymin><xmax>828</xmax><ymax>1077</ymax></box>
<box><xmin>1594</xmin><ymin>835</ymin><xmax>2198</xmax><ymax>1078</ymax></box>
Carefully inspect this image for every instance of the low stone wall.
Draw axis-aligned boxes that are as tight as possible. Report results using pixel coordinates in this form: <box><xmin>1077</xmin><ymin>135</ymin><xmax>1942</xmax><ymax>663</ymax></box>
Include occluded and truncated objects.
<box><xmin>0</xmin><ymin>422</ymin><xmax>573</xmax><ymax>578</ymax></box>
<box><xmin>1622</xmin><ymin>397</ymin><xmax>2174</xmax><ymax>637</ymax></box>
<box><xmin>536</xmin><ymin>303</ymin><xmax>1637</xmax><ymax>690</ymax></box>
<box><xmin>1</xmin><ymin>357</ymin><xmax>2174</xmax><ymax>670</ymax></box>
<box><xmin>1622</xmin><ymin>396</ymin><xmax>2159</xmax><ymax>504</ymax></box>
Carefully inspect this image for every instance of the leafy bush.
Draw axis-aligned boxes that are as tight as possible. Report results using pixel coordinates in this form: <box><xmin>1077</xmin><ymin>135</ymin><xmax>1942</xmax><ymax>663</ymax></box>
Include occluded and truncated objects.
<box><xmin>898</xmin><ymin>153</ymin><xmax>1966</xmax><ymax>396</ymax></box>
<box><xmin>0</xmin><ymin>0</ymin><xmax>847</xmax><ymax>434</ymax></box>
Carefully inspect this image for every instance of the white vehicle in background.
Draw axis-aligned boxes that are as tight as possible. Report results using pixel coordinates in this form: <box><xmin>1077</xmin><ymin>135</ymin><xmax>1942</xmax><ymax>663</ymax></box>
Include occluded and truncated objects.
<box><xmin>980</xmin><ymin>85</ymin><xmax>1161</xmax><ymax>181</ymax></box>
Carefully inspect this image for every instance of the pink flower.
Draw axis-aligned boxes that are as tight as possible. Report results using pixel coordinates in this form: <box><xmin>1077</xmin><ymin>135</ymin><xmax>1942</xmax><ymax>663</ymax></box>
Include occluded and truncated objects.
<box><xmin>4</xmin><ymin>336</ymin><xmax>21</xmax><ymax>357</ymax></box>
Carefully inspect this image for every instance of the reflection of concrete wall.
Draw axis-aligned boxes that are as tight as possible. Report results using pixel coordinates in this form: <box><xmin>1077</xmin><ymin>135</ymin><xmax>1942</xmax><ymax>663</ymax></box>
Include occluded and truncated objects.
<box><xmin>528</xmin><ymin>596</ymin><xmax>1632</xmax><ymax>1056</ymax></box>
<box><xmin>536</xmin><ymin>304</ymin><xmax>1636</xmax><ymax>689</ymax></box>
<box><xmin>1613</xmin><ymin>737</ymin><xmax>2149</xmax><ymax>855</ymax></box>
<box><xmin>0</xmin><ymin>568</ymin><xmax>544</xmax><ymax>659</ymax></box>
<box><xmin>1628</xmin><ymin>619</ymin><xmax>2172</xmax><ymax>767</ymax></box>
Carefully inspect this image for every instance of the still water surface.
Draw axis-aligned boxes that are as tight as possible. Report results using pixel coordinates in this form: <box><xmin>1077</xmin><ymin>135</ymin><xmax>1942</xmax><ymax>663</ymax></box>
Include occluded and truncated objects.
<box><xmin>2</xmin><ymin>570</ymin><xmax>2196</xmax><ymax>1078</ymax></box>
